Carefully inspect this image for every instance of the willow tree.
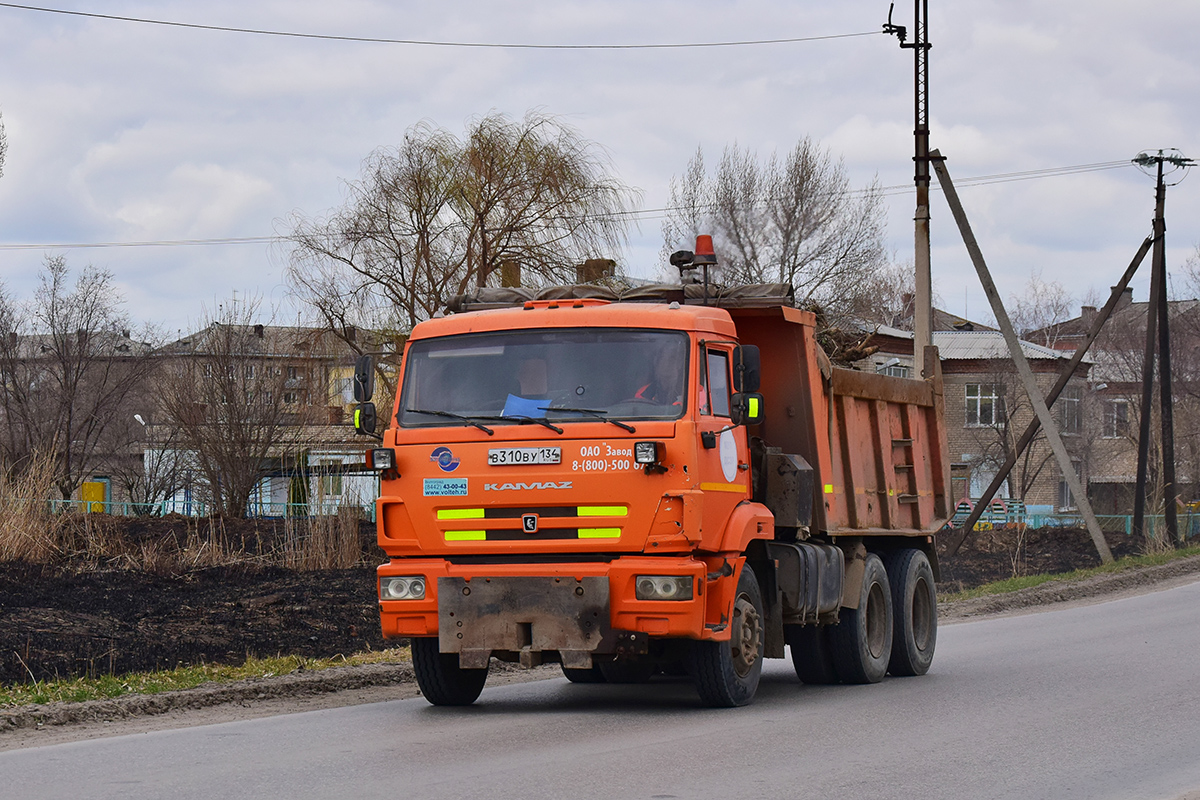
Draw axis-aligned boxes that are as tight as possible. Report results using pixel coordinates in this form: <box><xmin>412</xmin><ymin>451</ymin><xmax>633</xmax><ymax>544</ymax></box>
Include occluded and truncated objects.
<box><xmin>661</xmin><ymin>139</ymin><xmax>887</xmax><ymax>319</ymax></box>
<box><xmin>285</xmin><ymin>111</ymin><xmax>638</xmax><ymax>379</ymax></box>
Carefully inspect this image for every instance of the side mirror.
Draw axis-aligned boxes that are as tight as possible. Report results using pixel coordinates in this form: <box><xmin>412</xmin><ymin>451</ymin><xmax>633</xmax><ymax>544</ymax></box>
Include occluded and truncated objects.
<box><xmin>730</xmin><ymin>392</ymin><xmax>764</xmax><ymax>426</ymax></box>
<box><xmin>353</xmin><ymin>402</ymin><xmax>377</xmax><ymax>435</ymax></box>
<box><xmin>733</xmin><ymin>345</ymin><xmax>761</xmax><ymax>393</ymax></box>
<box><xmin>353</xmin><ymin>355</ymin><xmax>375</xmax><ymax>403</ymax></box>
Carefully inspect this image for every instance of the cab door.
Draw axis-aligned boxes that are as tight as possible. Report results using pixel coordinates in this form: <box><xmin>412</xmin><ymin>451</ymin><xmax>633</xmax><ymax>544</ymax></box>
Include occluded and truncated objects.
<box><xmin>696</xmin><ymin>343</ymin><xmax>749</xmax><ymax>545</ymax></box>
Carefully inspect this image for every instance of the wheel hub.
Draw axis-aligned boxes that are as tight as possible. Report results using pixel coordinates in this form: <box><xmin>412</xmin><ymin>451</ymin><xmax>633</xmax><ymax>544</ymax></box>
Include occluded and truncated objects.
<box><xmin>730</xmin><ymin>593</ymin><xmax>762</xmax><ymax>678</ymax></box>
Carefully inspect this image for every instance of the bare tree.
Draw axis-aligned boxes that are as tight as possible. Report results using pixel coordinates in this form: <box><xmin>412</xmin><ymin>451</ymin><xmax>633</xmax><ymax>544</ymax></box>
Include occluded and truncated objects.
<box><xmin>1010</xmin><ymin>270</ymin><xmax>1074</xmax><ymax>347</ymax></box>
<box><xmin>102</xmin><ymin>393</ymin><xmax>190</xmax><ymax>515</ymax></box>
<box><xmin>156</xmin><ymin>297</ymin><xmax>316</xmax><ymax>518</ymax></box>
<box><xmin>0</xmin><ymin>109</ymin><xmax>7</xmax><ymax>179</ymax></box>
<box><xmin>661</xmin><ymin>138</ymin><xmax>887</xmax><ymax>318</ymax></box>
<box><xmin>0</xmin><ymin>256</ymin><xmax>158</xmax><ymax>500</ymax></box>
<box><xmin>285</xmin><ymin>110</ymin><xmax>639</xmax><ymax>386</ymax></box>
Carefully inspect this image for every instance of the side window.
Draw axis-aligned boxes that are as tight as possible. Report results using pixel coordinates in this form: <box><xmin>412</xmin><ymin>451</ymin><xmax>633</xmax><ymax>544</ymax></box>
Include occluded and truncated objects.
<box><xmin>705</xmin><ymin>349</ymin><xmax>732</xmax><ymax>418</ymax></box>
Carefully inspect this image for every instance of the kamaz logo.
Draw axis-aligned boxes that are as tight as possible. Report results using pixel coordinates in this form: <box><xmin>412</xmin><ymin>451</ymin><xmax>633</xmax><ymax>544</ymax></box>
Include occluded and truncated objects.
<box><xmin>484</xmin><ymin>481</ymin><xmax>573</xmax><ymax>491</ymax></box>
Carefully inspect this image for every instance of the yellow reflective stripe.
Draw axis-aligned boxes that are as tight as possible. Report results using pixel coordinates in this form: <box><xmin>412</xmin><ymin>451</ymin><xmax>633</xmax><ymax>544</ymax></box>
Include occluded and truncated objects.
<box><xmin>437</xmin><ymin>508</ymin><xmax>485</xmax><ymax>520</ymax></box>
<box><xmin>699</xmin><ymin>482</ymin><xmax>746</xmax><ymax>493</ymax></box>
<box><xmin>748</xmin><ymin>397</ymin><xmax>760</xmax><ymax>417</ymax></box>
<box><xmin>577</xmin><ymin>505</ymin><xmax>628</xmax><ymax>517</ymax></box>
<box><xmin>445</xmin><ymin>530</ymin><xmax>486</xmax><ymax>541</ymax></box>
<box><xmin>577</xmin><ymin>528</ymin><xmax>621</xmax><ymax>539</ymax></box>
<box><xmin>824</xmin><ymin>484</ymin><xmax>834</xmax><ymax>494</ymax></box>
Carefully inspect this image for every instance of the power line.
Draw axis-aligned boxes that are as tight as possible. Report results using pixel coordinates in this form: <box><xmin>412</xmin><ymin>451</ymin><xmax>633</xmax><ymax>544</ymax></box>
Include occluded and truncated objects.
<box><xmin>0</xmin><ymin>3</ymin><xmax>881</xmax><ymax>50</ymax></box>
<box><xmin>0</xmin><ymin>236</ymin><xmax>276</xmax><ymax>251</ymax></box>
<box><xmin>0</xmin><ymin>160</ymin><xmax>1139</xmax><ymax>251</ymax></box>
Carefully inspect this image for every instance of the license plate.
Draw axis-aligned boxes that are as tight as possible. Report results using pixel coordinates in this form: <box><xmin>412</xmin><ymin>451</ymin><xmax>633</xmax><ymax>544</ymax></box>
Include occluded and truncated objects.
<box><xmin>488</xmin><ymin>447</ymin><xmax>561</xmax><ymax>466</ymax></box>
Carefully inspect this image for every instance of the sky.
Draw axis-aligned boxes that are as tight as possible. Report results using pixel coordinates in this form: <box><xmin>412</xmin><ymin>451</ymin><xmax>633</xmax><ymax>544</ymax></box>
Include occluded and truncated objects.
<box><xmin>0</xmin><ymin>1</ymin><xmax>1197</xmax><ymax>336</ymax></box>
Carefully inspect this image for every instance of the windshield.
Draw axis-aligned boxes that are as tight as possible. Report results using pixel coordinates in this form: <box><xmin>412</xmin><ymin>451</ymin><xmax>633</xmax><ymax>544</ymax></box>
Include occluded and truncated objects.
<box><xmin>398</xmin><ymin>328</ymin><xmax>689</xmax><ymax>428</ymax></box>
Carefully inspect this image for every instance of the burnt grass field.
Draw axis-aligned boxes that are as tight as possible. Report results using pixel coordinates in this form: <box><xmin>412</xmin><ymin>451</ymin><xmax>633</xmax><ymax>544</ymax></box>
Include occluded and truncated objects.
<box><xmin>0</xmin><ymin>517</ymin><xmax>1145</xmax><ymax>685</ymax></box>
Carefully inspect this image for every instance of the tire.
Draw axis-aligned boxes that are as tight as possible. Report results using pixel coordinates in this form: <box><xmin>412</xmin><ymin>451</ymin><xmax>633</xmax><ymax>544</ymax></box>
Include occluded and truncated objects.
<box><xmin>884</xmin><ymin>548</ymin><xmax>937</xmax><ymax>676</ymax></box>
<box><xmin>598</xmin><ymin>658</ymin><xmax>657</xmax><ymax>684</ymax></box>
<box><xmin>411</xmin><ymin>638</ymin><xmax>489</xmax><ymax>706</ymax></box>
<box><xmin>690</xmin><ymin>563</ymin><xmax>765</xmax><ymax>707</ymax></box>
<box><xmin>829</xmin><ymin>553</ymin><xmax>893</xmax><ymax>684</ymax></box>
<box><xmin>785</xmin><ymin>624</ymin><xmax>838</xmax><ymax>685</ymax></box>
<box><xmin>561</xmin><ymin>663</ymin><xmax>608</xmax><ymax>683</ymax></box>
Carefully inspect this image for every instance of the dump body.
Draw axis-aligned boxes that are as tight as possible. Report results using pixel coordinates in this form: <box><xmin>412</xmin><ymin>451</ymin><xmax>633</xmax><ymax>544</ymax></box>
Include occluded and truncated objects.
<box><xmin>729</xmin><ymin>305</ymin><xmax>952</xmax><ymax>538</ymax></box>
<box><xmin>371</xmin><ymin>293</ymin><xmax>950</xmax><ymax>705</ymax></box>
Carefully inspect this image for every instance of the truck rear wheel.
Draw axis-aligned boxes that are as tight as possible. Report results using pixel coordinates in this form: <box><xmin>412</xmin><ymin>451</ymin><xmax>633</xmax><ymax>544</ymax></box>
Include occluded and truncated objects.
<box><xmin>884</xmin><ymin>548</ymin><xmax>937</xmax><ymax>676</ymax></box>
<box><xmin>785</xmin><ymin>624</ymin><xmax>838</xmax><ymax>685</ymax></box>
<box><xmin>690</xmin><ymin>563</ymin><xmax>764</xmax><ymax>707</ymax></box>
<box><xmin>411</xmin><ymin>638</ymin><xmax>489</xmax><ymax>706</ymax></box>
<box><xmin>829</xmin><ymin>553</ymin><xmax>893</xmax><ymax>684</ymax></box>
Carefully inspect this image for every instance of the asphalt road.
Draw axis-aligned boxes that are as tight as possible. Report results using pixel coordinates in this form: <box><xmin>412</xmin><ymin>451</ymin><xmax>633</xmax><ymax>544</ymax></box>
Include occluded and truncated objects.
<box><xmin>7</xmin><ymin>581</ymin><xmax>1200</xmax><ymax>800</ymax></box>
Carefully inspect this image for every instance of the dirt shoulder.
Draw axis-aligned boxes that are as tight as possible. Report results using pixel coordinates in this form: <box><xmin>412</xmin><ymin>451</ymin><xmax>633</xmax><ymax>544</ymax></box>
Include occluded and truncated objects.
<box><xmin>4</xmin><ymin>553</ymin><xmax>1199</xmax><ymax>752</ymax></box>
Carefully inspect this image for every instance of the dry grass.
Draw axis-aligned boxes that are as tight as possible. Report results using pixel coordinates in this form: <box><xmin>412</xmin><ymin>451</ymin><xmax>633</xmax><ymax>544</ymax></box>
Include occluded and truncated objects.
<box><xmin>280</xmin><ymin>506</ymin><xmax>364</xmax><ymax>570</ymax></box>
<box><xmin>0</xmin><ymin>452</ymin><xmax>69</xmax><ymax>561</ymax></box>
<box><xmin>0</xmin><ymin>460</ymin><xmax>371</xmax><ymax>572</ymax></box>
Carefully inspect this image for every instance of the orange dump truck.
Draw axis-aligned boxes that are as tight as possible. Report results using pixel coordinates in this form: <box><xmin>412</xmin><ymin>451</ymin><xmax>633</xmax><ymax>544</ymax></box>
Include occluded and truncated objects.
<box><xmin>359</xmin><ymin>265</ymin><xmax>951</xmax><ymax>707</ymax></box>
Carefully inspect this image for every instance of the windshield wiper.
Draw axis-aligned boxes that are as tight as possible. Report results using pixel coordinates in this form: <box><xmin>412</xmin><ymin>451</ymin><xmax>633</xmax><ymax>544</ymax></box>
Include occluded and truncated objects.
<box><xmin>505</xmin><ymin>415</ymin><xmax>564</xmax><ymax>434</ymax></box>
<box><xmin>539</xmin><ymin>405</ymin><xmax>637</xmax><ymax>433</ymax></box>
<box><xmin>404</xmin><ymin>408</ymin><xmax>496</xmax><ymax>435</ymax></box>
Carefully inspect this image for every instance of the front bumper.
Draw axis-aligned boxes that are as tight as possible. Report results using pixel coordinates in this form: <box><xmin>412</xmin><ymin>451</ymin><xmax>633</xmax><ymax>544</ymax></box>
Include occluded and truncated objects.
<box><xmin>378</xmin><ymin>556</ymin><xmax>713</xmax><ymax>662</ymax></box>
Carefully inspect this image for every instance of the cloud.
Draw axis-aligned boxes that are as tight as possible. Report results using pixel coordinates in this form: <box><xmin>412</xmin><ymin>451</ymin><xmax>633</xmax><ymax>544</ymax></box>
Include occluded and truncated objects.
<box><xmin>0</xmin><ymin>0</ymin><xmax>1195</xmax><ymax>331</ymax></box>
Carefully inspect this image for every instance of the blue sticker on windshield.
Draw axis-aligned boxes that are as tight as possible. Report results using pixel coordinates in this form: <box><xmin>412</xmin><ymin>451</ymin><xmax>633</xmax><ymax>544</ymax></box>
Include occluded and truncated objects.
<box><xmin>424</xmin><ymin>478</ymin><xmax>468</xmax><ymax>497</ymax></box>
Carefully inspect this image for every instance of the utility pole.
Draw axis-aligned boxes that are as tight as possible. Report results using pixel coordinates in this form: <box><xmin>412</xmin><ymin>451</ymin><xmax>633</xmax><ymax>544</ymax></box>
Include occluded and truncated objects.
<box><xmin>1131</xmin><ymin>149</ymin><xmax>1194</xmax><ymax>547</ymax></box>
<box><xmin>885</xmin><ymin>1</ymin><xmax>933</xmax><ymax>370</ymax></box>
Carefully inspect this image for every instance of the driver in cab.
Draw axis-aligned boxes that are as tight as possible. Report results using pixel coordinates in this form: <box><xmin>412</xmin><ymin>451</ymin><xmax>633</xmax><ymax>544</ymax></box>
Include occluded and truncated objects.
<box><xmin>634</xmin><ymin>345</ymin><xmax>685</xmax><ymax>406</ymax></box>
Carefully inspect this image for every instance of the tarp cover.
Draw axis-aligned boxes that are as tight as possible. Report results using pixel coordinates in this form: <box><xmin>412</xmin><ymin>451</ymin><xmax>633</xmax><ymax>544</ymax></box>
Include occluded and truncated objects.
<box><xmin>445</xmin><ymin>282</ymin><xmax>795</xmax><ymax>313</ymax></box>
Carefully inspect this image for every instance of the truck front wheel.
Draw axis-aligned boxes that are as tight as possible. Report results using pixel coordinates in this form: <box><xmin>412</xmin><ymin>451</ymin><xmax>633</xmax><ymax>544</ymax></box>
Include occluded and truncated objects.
<box><xmin>690</xmin><ymin>563</ymin><xmax>764</xmax><ymax>707</ymax></box>
<box><xmin>411</xmin><ymin>638</ymin><xmax>489</xmax><ymax>706</ymax></box>
<box><xmin>829</xmin><ymin>553</ymin><xmax>893</xmax><ymax>684</ymax></box>
<box><xmin>884</xmin><ymin>548</ymin><xmax>937</xmax><ymax>676</ymax></box>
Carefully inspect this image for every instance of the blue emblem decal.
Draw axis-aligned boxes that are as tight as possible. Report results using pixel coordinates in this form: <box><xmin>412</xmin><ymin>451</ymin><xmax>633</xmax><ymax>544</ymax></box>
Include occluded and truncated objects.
<box><xmin>431</xmin><ymin>446</ymin><xmax>461</xmax><ymax>473</ymax></box>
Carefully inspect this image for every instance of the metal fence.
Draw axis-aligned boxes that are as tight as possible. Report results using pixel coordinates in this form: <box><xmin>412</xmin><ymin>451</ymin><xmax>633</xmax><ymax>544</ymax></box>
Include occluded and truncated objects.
<box><xmin>43</xmin><ymin>497</ymin><xmax>377</xmax><ymax>521</ymax></box>
<box><xmin>945</xmin><ymin>499</ymin><xmax>1199</xmax><ymax>540</ymax></box>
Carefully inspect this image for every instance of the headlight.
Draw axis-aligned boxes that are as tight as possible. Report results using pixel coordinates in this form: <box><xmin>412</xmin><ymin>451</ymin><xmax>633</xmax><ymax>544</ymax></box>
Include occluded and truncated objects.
<box><xmin>635</xmin><ymin>575</ymin><xmax>693</xmax><ymax>601</ymax></box>
<box><xmin>379</xmin><ymin>576</ymin><xmax>426</xmax><ymax>601</ymax></box>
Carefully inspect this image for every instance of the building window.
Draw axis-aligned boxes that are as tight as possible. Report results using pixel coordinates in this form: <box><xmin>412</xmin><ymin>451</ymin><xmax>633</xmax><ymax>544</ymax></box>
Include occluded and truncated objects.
<box><xmin>245</xmin><ymin>364</ymin><xmax>256</xmax><ymax>380</ymax></box>
<box><xmin>1103</xmin><ymin>400</ymin><xmax>1130</xmax><ymax>439</ymax></box>
<box><xmin>877</xmin><ymin>362</ymin><xmax>911</xmax><ymax>378</ymax></box>
<box><xmin>1058</xmin><ymin>459</ymin><xmax>1082</xmax><ymax>511</ymax></box>
<box><xmin>336</xmin><ymin>377</ymin><xmax>354</xmax><ymax>404</ymax></box>
<box><xmin>1059</xmin><ymin>386</ymin><xmax>1082</xmax><ymax>435</ymax></box>
<box><xmin>965</xmin><ymin>384</ymin><xmax>1005</xmax><ymax>427</ymax></box>
<box><xmin>287</xmin><ymin>366</ymin><xmax>303</xmax><ymax>381</ymax></box>
<box><xmin>319</xmin><ymin>459</ymin><xmax>343</xmax><ymax>496</ymax></box>
<box><xmin>284</xmin><ymin>391</ymin><xmax>298</xmax><ymax>405</ymax></box>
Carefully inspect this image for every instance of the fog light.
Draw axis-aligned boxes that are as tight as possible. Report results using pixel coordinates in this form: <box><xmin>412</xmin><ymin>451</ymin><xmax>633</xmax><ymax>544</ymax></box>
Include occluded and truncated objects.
<box><xmin>635</xmin><ymin>575</ymin><xmax>693</xmax><ymax>601</ymax></box>
<box><xmin>380</xmin><ymin>576</ymin><xmax>426</xmax><ymax>601</ymax></box>
<box><xmin>368</xmin><ymin>448</ymin><xmax>396</xmax><ymax>471</ymax></box>
<box><xmin>634</xmin><ymin>441</ymin><xmax>664</xmax><ymax>465</ymax></box>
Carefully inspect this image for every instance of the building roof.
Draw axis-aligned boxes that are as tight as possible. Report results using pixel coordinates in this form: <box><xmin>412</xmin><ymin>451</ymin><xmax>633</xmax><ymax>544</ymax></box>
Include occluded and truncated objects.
<box><xmin>931</xmin><ymin>331</ymin><xmax>1080</xmax><ymax>362</ymax></box>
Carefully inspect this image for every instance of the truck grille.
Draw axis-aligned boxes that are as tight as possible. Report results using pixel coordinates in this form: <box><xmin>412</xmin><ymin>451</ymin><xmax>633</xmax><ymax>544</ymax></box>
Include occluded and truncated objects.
<box><xmin>436</xmin><ymin>505</ymin><xmax>627</xmax><ymax>542</ymax></box>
